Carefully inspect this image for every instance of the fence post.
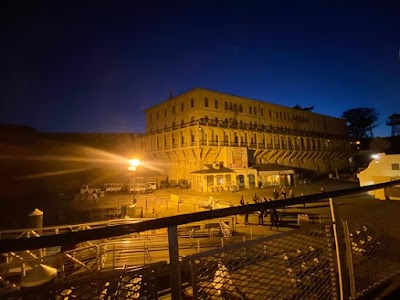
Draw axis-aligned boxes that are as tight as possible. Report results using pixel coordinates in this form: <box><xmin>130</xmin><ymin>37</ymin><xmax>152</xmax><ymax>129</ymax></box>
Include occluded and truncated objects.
<box><xmin>343</xmin><ymin>220</ymin><xmax>356</xmax><ymax>298</ymax></box>
<box><xmin>329</xmin><ymin>197</ymin><xmax>350</xmax><ymax>300</ymax></box>
<box><xmin>168</xmin><ymin>225</ymin><xmax>182</xmax><ymax>300</ymax></box>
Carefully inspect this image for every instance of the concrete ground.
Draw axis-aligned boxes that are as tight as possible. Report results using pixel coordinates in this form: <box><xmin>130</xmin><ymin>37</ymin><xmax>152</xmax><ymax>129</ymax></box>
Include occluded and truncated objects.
<box><xmin>122</xmin><ymin>178</ymin><xmax>385</xmax><ymax>237</ymax></box>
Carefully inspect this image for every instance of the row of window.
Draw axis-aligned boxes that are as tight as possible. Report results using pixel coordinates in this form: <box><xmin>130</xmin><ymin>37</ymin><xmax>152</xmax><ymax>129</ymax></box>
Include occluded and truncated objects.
<box><xmin>155</xmin><ymin>134</ymin><xmax>342</xmax><ymax>151</ymax></box>
<box><xmin>148</xmin><ymin>98</ymin><xmax>322</xmax><ymax>125</ymax></box>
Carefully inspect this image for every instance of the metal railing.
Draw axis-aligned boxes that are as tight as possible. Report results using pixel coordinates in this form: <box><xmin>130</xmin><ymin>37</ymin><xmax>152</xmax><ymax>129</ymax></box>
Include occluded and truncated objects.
<box><xmin>0</xmin><ymin>180</ymin><xmax>399</xmax><ymax>299</ymax></box>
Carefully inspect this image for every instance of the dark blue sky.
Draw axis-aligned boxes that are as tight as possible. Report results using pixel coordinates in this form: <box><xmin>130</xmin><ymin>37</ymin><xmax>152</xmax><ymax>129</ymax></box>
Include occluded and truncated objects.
<box><xmin>1</xmin><ymin>0</ymin><xmax>399</xmax><ymax>136</ymax></box>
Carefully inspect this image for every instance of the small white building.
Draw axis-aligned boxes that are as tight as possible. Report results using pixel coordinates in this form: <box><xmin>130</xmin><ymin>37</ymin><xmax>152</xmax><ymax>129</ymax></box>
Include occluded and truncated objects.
<box><xmin>357</xmin><ymin>153</ymin><xmax>400</xmax><ymax>200</ymax></box>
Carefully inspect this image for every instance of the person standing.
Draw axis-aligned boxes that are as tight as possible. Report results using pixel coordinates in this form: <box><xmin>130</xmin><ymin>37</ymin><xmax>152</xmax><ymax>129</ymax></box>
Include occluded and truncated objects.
<box><xmin>270</xmin><ymin>208</ymin><xmax>279</xmax><ymax>230</ymax></box>
<box><xmin>253</xmin><ymin>193</ymin><xmax>259</xmax><ymax>203</ymax></box>
<box><xmin>273</xmin><ymin>189</ymin><xmax>279</xmax><ymax>201</ymax></box>
<box><xmin>244</xmin><ymin>202</ymin><xmax>250</xmax><ymax>225</ymax></box>
<box><xmin>263</xmin><ymin>197</ymin><xmax>270</xmax><ymax>218</ymax></box>
<box><xmin>258</xmin><ymin>210</ymin><xmax>264</xmax><ymax>226</ymax></box>
<box><xmin>240</xmin><ymin>195</ymin><xmax>245</xmax><ymax>206</ymax></box>
<box><xmin>280</xmin><ymin>188</ymin><xmax>287</xmax><ymax>200</ymax></box>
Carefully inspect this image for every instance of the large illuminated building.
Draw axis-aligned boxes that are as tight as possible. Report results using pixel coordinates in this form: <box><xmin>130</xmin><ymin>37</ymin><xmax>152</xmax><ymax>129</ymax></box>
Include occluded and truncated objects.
<box><xmin>138</xmin><ymin>88</ymin><xmax>351</xmax><ymax>192</ymax></box>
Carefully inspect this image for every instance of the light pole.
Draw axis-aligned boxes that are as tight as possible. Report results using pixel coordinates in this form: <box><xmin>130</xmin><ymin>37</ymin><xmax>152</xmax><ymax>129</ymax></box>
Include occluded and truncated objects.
<box><xmin>128</xmin><ymin>159</ymin><xmax>141</xmax><ymax>197</ymax></box>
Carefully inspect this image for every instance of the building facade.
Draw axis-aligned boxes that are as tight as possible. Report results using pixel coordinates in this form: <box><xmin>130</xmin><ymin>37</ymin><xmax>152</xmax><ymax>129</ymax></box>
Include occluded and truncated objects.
<box><xmin>358</xmin><ymin>153</ymin><xmax>400</xmax><ymax>200</ymax></box>
<box><xmin>138</xmin><ymin>88</ymin><xmax>351</xmax><ymax>191</ymax></box>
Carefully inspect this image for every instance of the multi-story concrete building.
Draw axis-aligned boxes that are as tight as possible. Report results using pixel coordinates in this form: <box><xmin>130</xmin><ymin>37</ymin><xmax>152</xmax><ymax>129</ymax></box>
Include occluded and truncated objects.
<box><xmin>139</xmin><ymin>88</ymin><xmax>351</xmax><ymax>192</ymax></box>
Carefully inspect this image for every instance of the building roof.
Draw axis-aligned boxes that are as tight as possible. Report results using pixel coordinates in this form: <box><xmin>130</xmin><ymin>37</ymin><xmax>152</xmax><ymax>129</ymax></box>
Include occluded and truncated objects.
<box><xmin>191</xmin><ymin>164</ymin><xmax>235</xmax><ymax>174</ymax></box>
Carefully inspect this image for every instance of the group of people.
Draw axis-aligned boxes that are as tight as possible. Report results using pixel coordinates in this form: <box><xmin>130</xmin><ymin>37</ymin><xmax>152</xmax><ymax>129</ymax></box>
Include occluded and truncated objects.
<box><xmin>240</xmin><ymin>194</ymin><xmax>280</xmax><ymax>229</ymax></box>
<box><xmin>239</xmin><ymin>185</ymin><xmax>326</xmax><ymax>228</ymax></box>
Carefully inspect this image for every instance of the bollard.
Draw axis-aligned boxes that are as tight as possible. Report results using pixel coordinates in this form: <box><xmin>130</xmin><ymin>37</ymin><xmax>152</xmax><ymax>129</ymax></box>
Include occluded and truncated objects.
<box><xmin>21</xmin><ymin>264</ymin><xmax>57</xmax><ymax>300</ymax></box>
<box><xmin>28</xmin><ymin>208</ymin><xmax>43</xmax><ymax>235</ymax></box>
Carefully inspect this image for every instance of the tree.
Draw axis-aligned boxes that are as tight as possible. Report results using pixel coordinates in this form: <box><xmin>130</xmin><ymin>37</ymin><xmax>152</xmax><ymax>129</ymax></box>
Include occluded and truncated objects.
<box><xmin>341</xmin><ymin>108</ymin><xmax>379</xmax><ymax>138</ymax></box>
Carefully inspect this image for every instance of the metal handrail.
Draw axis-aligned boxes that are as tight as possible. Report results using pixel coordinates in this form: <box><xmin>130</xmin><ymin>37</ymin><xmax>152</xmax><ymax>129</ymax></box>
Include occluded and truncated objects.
<box><xmin>0</xmin><ymin>180</ymin><xmax>399</xmax><ymax>253</ymax></box>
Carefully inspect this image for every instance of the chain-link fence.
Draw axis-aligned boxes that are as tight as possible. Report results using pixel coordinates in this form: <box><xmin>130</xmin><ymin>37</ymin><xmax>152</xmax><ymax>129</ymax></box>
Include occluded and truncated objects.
<box><xmin>2</xmin><ymin>262</ymin><xmax>164</xmax><ymax>300</ymax></box>
<box><xmin>182</xmin><ymin>224</ymin><xmax>338</xmax><ymax>300</ymax></box>
<box><xmin>342</xmin><ymin>203</ymin><xmax>400</xmax><ymax>299</ymax></box>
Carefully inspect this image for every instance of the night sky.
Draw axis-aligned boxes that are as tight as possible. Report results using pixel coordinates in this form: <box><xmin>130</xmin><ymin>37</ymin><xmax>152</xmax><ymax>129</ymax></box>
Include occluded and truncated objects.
<box><xmin>1</xmin><ymin>1</ymin><xmax>399</xmax><ymax>137</ymax></box>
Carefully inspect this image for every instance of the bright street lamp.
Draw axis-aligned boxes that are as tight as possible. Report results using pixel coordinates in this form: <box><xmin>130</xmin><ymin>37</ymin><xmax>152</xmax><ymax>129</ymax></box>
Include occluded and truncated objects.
<box><xmin>128</xmin><ymin>159</ymin><xmax>141</xmax><ymax>195</ymax></box>
<box><xmin>128</xmin><ymin>159</ymin><xmax>140</xmax><ymax>171</ymax></box>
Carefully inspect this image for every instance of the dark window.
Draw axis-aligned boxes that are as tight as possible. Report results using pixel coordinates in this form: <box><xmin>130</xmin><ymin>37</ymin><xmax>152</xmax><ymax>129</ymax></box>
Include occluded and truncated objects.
<box><xmin>225</xmin><ymin>102</ymin><xmax>228</xmax><ymax>110</ymax></box>
<box><xmin>205</xmin><ymin>97</ymin><xmax>208</xmax><ymax>107</ymax></box>
<box><xmin>191</xmin><ymin>98</ymin><xmax>194</xmax><ymax>108</ymax></box>
<box><xmin>392</xmin><ymin>163</ymin><xmax>400</xmax><ymax>170</ymax></box>
<box><xmin>181</xmin><ymin>102</ymin><xmax>184</xmax><ymax>111</ymax></box>
<box><xmin>172</xmin><ymin>105</ymin><xmax>175</xmax><ymax>114</ymax></box>
<box><xmin>215</xmin><ymin>99</ymin><xmax>218</xmax><ymax>109</ymax></box>
<box><xmin>239</xmin><ymin>105</ymin><xmax>243</xmax><ymax>112</ymax></box>
<box><xmin>249</xmin><ymin>106</ymin><xmax>252</xmax><ymax>114</ymax></box>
